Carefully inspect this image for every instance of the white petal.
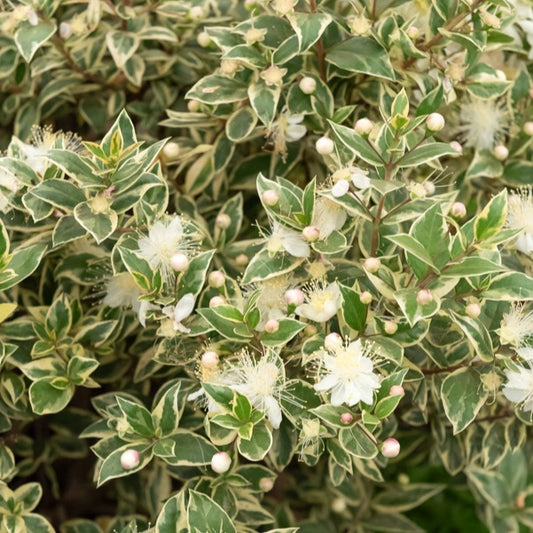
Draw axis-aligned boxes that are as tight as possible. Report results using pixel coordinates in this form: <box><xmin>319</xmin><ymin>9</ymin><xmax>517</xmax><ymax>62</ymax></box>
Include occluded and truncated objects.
<box><xmin>263</xmin><ymin>396</ymin><xmax>282</xmax><ymax>429</ymax></box>
<box><xmin>314</xmin><ymin>374</ymin><xmax>339</xmax><ymax>392</ymax></box>
<box><xmin>331</xmin><ymin>180</ymin><xmax>349</xmax><ymax>198</ymax></box>
<box><xmin>517</xmin><ymin>347</ymin><xmax>533</xmax><ymax>361</ymax></box>
<box><xmin>174</xmin><ymin>293</ymin><xmax>195</xmax><ymax>322</ymax></box>
<box><xmin>351</xmin><ymin>171</ymin><xmax>370</xmax><ymax>190</ymax></box>
<box><xmin>330</xmin><ymin>384</ymin><xmax>347</xmax><ymax>406</ymax></box>
<box><xmin>283</xmin><ymin>235</ymin><xmax>310</xmax><ymax>258</ymax></box>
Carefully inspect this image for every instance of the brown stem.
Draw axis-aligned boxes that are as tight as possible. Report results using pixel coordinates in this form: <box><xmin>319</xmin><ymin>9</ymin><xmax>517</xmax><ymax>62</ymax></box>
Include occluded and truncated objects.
<box><xmin>420</xmin><ymin>359</ymin><xmax>485</xmax><ymax>375</ymax></box>
<box><xmin>310</xmin><ymin>0</ymin><xmax>327</xmax><ymax>83</ymax></box>
<box><xmin>370</xmin><ymin>164</ymin><xmax>392</xmax><ymax>256</ymax></box>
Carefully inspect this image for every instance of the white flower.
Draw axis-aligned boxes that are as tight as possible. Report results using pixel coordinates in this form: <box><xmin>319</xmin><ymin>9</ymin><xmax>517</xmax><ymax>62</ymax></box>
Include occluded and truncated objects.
<box><xmin>223</xmin><ymin>351</ymin><xmax>288</xmax><ymax>429</ymax></box>
<box><xmin>517</xmin><ymin>347</ymin><xmax>533</xmax><ymax>361</ymax></box>
<box><xmin>266</xmin><ymin>222</ymin><xmax>310</xmax><ymax>258</ymax></box>
<box><xmin>311</xmin><ymin>197</ymin><xmax>347</xmax><ymax>239</ymax></box>
<box><xmin>104</xmin><ymin>273</ymin><xmax>142</xmax><ymax>310</ymax></box>
<box><xmin>503</xmin><ymin>365</ymin><xmax>533</xmax><ymax>412</ymax></box>
<box><xmin>456</xmin><ymin>97</ymin><xmax>508</xmax><ymax>151</ymax></box>
<box><xmin>314</xmin><ymin>339</ymin><xmax>381</xmax><ymax>407</ymax></box>
<box><xmin>498</xmin><ymin>303</ymin><xmax>533</xmax><ymax>348</ymax></box>
<box><xmin>138</xmin><ymin>217</ymin><xmax>188</xmax><ymax>277</ymax></box>
<box><xmin>285</xmin><ymin>115</ymin><xmax>307</xmax><ymax>142</ymax></box>
<box><xmin>161</xmin><ymin>293</ymin><xmax>195</xmax><ymax>333</ymax></box>
<box><xmin>506</xmin><ymin>189</ymin><xmax>533</xmax><ymax>255</ymax></box>
<box><xmin>296</xmin><ymin>282</ymin><xmax>342</xmax><ymax>322</ymax></box>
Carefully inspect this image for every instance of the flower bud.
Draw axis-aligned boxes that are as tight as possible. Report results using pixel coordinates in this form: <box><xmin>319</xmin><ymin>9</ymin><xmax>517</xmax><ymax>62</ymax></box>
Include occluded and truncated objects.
<box><xmin>262</xmin><ymin>189</ymin><xmax>279</xmax><ymax>206</ymax></box>
<box><xmin>381</xmin><ymin>438</ymin><xmax>400</xmax><ymax>458</ymax></box>
<box><xmin>201</xmin><ymin>350</ymin><xmax>219</xmax><ymax>368</ymax></box>
<box><xmin>208</xmin><ymin>270</ymin><xmax>225</xmax><ymax>288</ymax></box>
<box><xmin>492</xmin><ymin>145</ymin><xmax>509</xmax><ymax>161</ymax></box>
<box><xmin>359</xmin><ymin>291</ymin><xmax>372</xmax><ymax>305</ymax></box>
<box><xmin>324</xmin><ymin>332</ymin><xmax>343</xmax><ymax>351</ymax></box>
<box><xmin>211</xmin><ymin>452</ymin><xmax>231</xmax><ymax>473</ymax></box>
<box><xmin>302</xmin><ymin>225</ymin><xmax>320</xmax><ymax>242</ymax></box>
<box><xmin>59</xmin><ymin>22</ymin><xmax>72</xmax><ymax>39</ymax></box>
<box><xmin>170</xmin><ymin>253</ymin><xmax>189</xmax><ymax>272</ymax></box>
<box><xmin>236</xmin><ymin>254</ymin><xmax>249</xmax><ymax>266</ymax></box>
<box><xmin>259</xmin><ymin>477</ymin><xmax>275</xmax><ymax>492</ymax></box>
<box><xmin>27</xmin><ymin>8</ymin><xmax>38</xmax><ymax>26</ymax></box>
<box><xmin>188</xmin><ymin>5</ymin><xmax>206</xmax><ymax>21</ymax></box>
<box><xmin>340</xmin><ymin>412</ymin><xmax>354</xmax><ymax>424</ymax></box>
<box><xmin>523</xmin><ymin>122</ymin><xmax>533</xmax><ymax>136</ymax></box>
<box><xmin>364</xmin><ymin>257</ymin><xmax>381</xmax><ymax>273</ymax></box>
<box><xmin>91</xmin><ymin>194</ymin><xmax>110</xmax><ymax>214</ymax></box>
<box><xmin>384</xmin><ymin>320</ymin><xmax>398</xmax><ymax>335</ymax></box>
<box><xmin>299</xmin><ymin>76</ymin><xmax>316</xmax><ymax>94</ymax></box>
<box><xmin>162</xmin><ymin>141</ymin><xmax>180</xmax><ymax>160</ymax></box>
<box><xmin>331</xmin><ymin>179</ymin><xmax>350</xmax><ymax>198</ymax></box>
<box><xmin>197</xmin><ymin>31</ymin><xmax>211</xmax><ymax>47</ymax></box>
<box><xmin>187</xmin><ymin>100</ymin><xmax>201</xmax><ymax>112</ymax></box>
<box><xmin>451</xmin><ymin>202</ymin><xmax>467</xmax><ymax>218</ymax></box>
<box><xmin>515</xmin><ymin>493</ymin><xmax>526</xmax><ymax>509</ymax></box>
<box><xmin>261</xmin><ymin>65</ymin><xmax>286</xmax><ymax>86</ymax></box>
<box><xmin>350</xmin><ymin>13</ymin><xmax>371</xmax><ymax>35</ymax></box>
<box><xmin>416</xmin><ymin>289</ymin><xmax>433</xmax><ymax>305</ymax></box>
<box><xmin>390</xmin><ymin>385</ymin><xmax>405</xmax><ymax>396</ymax></box>
<box><xmin>331</xmin><ymin>497</ymin><xmax>347</xmax><ymax>513</ymax></box>
<box><xmin>450</xmin><ymin>141</ymin><xmax>463</xmax><ymax>154</ymax></box>
<box><xmin>466</xmin><ymin>303</ymin><xmax>481</xmax><ymax>319</ymax></box>
<box><xmin>426</xmin><ymin>112</ymin><xmax>445</xmax><ymax>132</ymax></box>
<box><xmin>315</xmin><ymin>136</ymin><xmax>335</xmax><ymax>155</ymax></box>
<box><xmin>215</xmin><ymin>213</ymin><xmax>231</xmax><ymax>229</ymax></box>
<box><xmin>220</xmin><ymin>59</ymin><xmax>240</xmax><ymax>75</ymax></box>
<box><xmin>406</xmin><ymin>26</ymin><xmax>420</xmax><ymax>39</ymax></box>
<box><xmin>354</xmin><ymin>118</ymin><xmax>373</xmax><ymax>136</ymax></box>
<box><xmin>480</xmin><ymin>9</ymin><xmax>500</xmax><ymax>28</ymax></box>
<box><xmin>284</xmin><ymin>288</ymin><xmax>305</xmax><ymax>306</ymax></box>
<box><xmin>245</xmin><ymin>28</ymin><xmax>266</xmax><ymax>44</ymax></box>
<box><xmin>209</xmin><ymin>296</ymin><xmax>225</xmax><ymax>307</ymax></box>
<box><xmin>120</xmin><ymin>449</ymin><xmax>140</xmax><ymax>470</ymax></box>
<box><xmin>265</xmin><ymin>319</ymin><xmax>280</xmax><ymax>333</ymax></box>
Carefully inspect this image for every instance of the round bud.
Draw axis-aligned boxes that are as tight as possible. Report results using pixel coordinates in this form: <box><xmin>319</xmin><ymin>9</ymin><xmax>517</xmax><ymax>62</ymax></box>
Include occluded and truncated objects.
<box><xmin>360</xmin><ymin>291</ymin><xmax>372</xmax><ymax>305</ymax></box>
<box><xmin>466</xmin><ymin>303</ymin><xmax>481</xmax><ymax>319</ymax></box>
<box><xmin>493</xmin><ymin>145</ymin><xmax>509</xmax><ymax>161</ymax></box>
<box><xmin>220</xmin><ymin>59</ymin><xmax>240</xmax><ymax>75</ymax></box>
<box><xmin>315</xmin><ymin>136</ymin><xmax>335</xmax><ymax>155</ymax></box>
<box><xmin>426</xmin><ymin>112</ymin><xmax>445</xmax><ymax>132</ymax></box>
<box><xmin>187</xmin><ymin>100</ymin><xmax>201</xmax><ymax>112</ymax></box>
<box><xmin>450</xmin><ymin>141</ymin><xmax>463</xmax><ymax>154</ymax></box>
<box><xmin>398</xmin><ymin>473</ymin><xmax>410</xmax><ymax>485</ymax></box>
<box><xmin>390</xmin><ymin>385</ymin><xmax>405</xmax><ymax>397</ymax></box>
<box><xmin>261</xmin><ymin>65</ymin><xmax>285</xmax><ymax>86</ymax></box>
<box><xmin>197</xmin><ymin>31</ymin><xmax>211</xmax><ymax>47</ymax></box>
<box><xmin>523</xmin><ymin>122</ymin><xmax>533</xmax><ymax>136</ymax></box>
<box><xmin>209</xmin><ymin>296</ymin><xmax>225</xmax><ymax>308</ymax></box>
<box><xmin>284</xmin><ymin>288</ymin><xmax>305</xmax><ymax>306</ymax></box>
<box><xmin>259</xmin><ymin>477</ymin><xmax>275</xmax><ymax>492</ymax></box>
<box><xmin>304</xmin><ymin>325</ymin><xmax>317</xmax><ymax>337</ymax></box>
<box><xmin>208</xmin><ymin>270</ymin><xmax>225</xmax><ymax>288</ymax></box>
<box><xmin>215</xmin><ymin>213</ymin><xmax>231</xmax><ymax>229</ymax></box>
<box><xmin>162</xmin><ymin>141</ymin><xmax>180</xmax><ymax>160</ymax></box>
<box><xmin>235</xmin><ymin>254</ymin><xmax>249</xmax><ymax>266</ymax></box>
<box><xmin>262</xmin><ymin>189</ymin><xmax>279</xmax><ymax>206</ymax></box>
<box><xmin>245</xmin><ymin>0</ymin><xmax>259</xmax><ymax>9</ymax></box>
<box><xmin>451</xmin><ymin>202</ymin><xmax>467</xmax><ymax>218</ymax></box>
<box><xmin>120</xmin><ymin>449</ymin><xmax>140</xmax><ymax>470</ymax></box>
<box><xmin>27</xmin><ymin>8</ymin><xmax>38</xmax><ymax>26</ymax></box>
<box><xmin>189</xmin><ymin>5</ymin><xmax>206</xmax><ymax>20</ymax></box>
<box><xmin>245</xmin><ymin>28</ymin><xmax>265</xmax><ymax>44</ymax></box>
<box><xmin>59</xmin><ymin>21</ymin><xmax>72</xmax><ymax>39</ymax></box>
<box><xmin>170</xmin><ymin>253</ymin><xmax>189</xmax><ymax>272</ymax></box>
<box><xmin>324</xmin><ymin>332</ymin><xmax>343</xmax><ymax>351</ymax></box>
<box><xmin>364</xmin><ymin>257</ymin><xmax>381</xmax><ymax>273</ymax></box>
<box><xmin>302</xmin><ymin>225</ymin><xmax>320</xmax><ymax>242</ymax></box>
<box><xmin>381</xmin><ymin>438</ymin><xmax>400</xmax><ymax>458</ymax></box>
<box><xmin>211</xmin><ymin>452</ymin><xmax>231</xmax><ymax>474</ymax></box>
<box><xmin>53</xmin><ymin>209</ymin><xmax>64</xmax><ymax>218</ymax></box>
<box><xmin>406</xmin><ymin>26</ymin><xmax>420</xmax><ymax>39</ymax></box>
<box><xmin>331</xmin><ymin>497</ymin><xmax>347</xmax><ymax>513</ymax></box>
<box><xmin>201</xmin><ymin>350</ymin><xmax>219</xmax><ymax>368</ymax></box>
<box><xmin>340</xmin><ymin>412</ymin><xmax>354</xmax><ymax>425</ymax></box>
<box><xmin>354</xmin><ymin>118</ymin><xmax>373</xmax><ymax>136</ymax></box>
<box><xmin>265</xmin><ymin>319</ymin><xmax>280</xmax><ymax>333</ymax></box>
<box><xmin>299</xmin><ymin>76</ymin><xmax>317</xmax><ymax>95</ymax></box>
<box><xmin>384</xmin><ymin>321</ymin><xmax>398</xmax><ymax>335</ymax></box>
<box><xmin>516</xmin><ymin>493</ymin><xmax>526</xmax><ymax>509</ymax></box>
<box><xmin>416</xmin><ymin>289</ymin><xmax>433</xmax><ymax>305</ymax></box>
<box><xmin>423</xmin><ymin>181</ymin><xmax>436</xmax><ymax>195</ymax></box>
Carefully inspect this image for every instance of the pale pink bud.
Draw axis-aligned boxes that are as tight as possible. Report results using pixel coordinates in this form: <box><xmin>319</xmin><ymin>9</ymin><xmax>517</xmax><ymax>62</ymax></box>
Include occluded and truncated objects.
<box><xmin>516</xmin><ymin>493</ymin><xmax>526</xmax><ymax>509</ymax></box>
<box><xmin>331</xmin><ymin>497</ymin><xmax>347</xmax><ymax>513</ymax></box>
<box><xmin>187</xmin><ymin>100</ymin><xmax>201</xmax><ymax>112</ymax></box>
<box><xmin>426</xmin><ymin>112</ymin><xmax>445</xmax><ymax>132</ymax></box>
<box><xmin>197</xmin><ymin>31</ymin><xmax>211</xmax><ymax>47</ymax></box>
<box><xmin>120</xmin><ymin>449</ymin><xmax>140</xmax><ymax>470</ymax></box>
<box><xmin>450</xmin><ymin>141</ymin><xmax>463</xmax><ymax>154</ymax></box>
<box><xmin>259</xmin><ymin>477</ymin><xmax>275</xmax><ymax>492</ymax></box>
<box><xmin>302</xmin><ymin>225</ymin><xmax>320</xmax><ymax>242</ymax></box>
<box><xmin>189</xmin><ymin>5</ymin><xmax>206</xmax><ymax>20</ymax></box>
<box><xmin>235</xmin><ymin>254</ymin><xmax>249</xmax><ymax>266</ymax></box>
<box><xmin>201</xmin><ymin>350</ymin><xmax>219</xmax><ymax>368</ymax></box>
<box><xmin>265</xmin><ymin>319</ymin><xmax>280</xmax><ymax>333</ymax></box>
<box><xmin>523</xmin><ymin>122</ymin><xmax>533</xmax><ymax>136</ymax></box>
<box><xmin>466</xmin><ymin>303</ymin><xmax>481</xmax><ymax>319</ymax></box>
<box><xmin>364</xmin><ymin>257</ymin><xmax>381</xmax><ymax>273</ymax></box>
<box><xmin>315</xmin><ymin>136</ymin><xmax>335</xmax><ymax>155</ymax></box>
<box><xmin>299</xmin><ymin>76</ymin><xmax>316</xmax><ymax>94</ymax></box>
<box><xmin>360</xmin><ymin>291</ymin><xmax>372</xmax><ymax>305</ymax></box>
<box><xmin>284</xmin><ymin>288</ymin><xmax>305</xmax><ymax>306</ymax></box>
<box><xmin>211</xmin><ymin>452</ymin><xmax>231</xmax><ymax>473</ymax></box>
<box><xmin>170</xmin><ymin>253</ymin><xmax>189</xmax><ymax>272</ymax></box>
<box><xmin>492</xmin><ymin>145</ymin><xmax>509</xmax><ymax>161</ymax></box>
<box><xmin>208</xmin><ymin>270</ymin><xmax>225</xmax><ymax>288</ymax></box>
<box><xmin>324</xmin><ymin>332</ymin><xmax>343</xmax><ymax>351</ymax></box>
<box><xmin>354</xmin><ymin>118</ymin><xmax>373</xmax><ymax>136</ymax></box>
<box><xmin>406</xmin><ymin>26</ymin><xmax>420</xmax><ymax>39</ymax></box>
<box><xmin>416</xmin><ymin>289</ymin><xmax>433</xmax><ymax>305</ymax></box>
<box><xmin>27</xmin><ymin>8</ymin><xmax>38</xmax><ymax>26</ymax></box>
<box><xmin>390</xmin><ymin>385</ymin><xmax>405</xmax><ymax>396</ymax></box>
<box><xmin>384</xmin><ymin>321</ymin><xmax>398</xmax><ymax>335</ymax></box>
<box><xmin>262</xmin><ymin>189</ymin><xmax>279</xmax><ymax>206</ymax></box>
<box><xmin>216</xmin><ymin>213</ymin><xmax>231</xmax><ymax>229</ymax></box>
<box><xmin>209</xmin><ymin>296</ymin><xmax>225</xmax><ymax>307</ymax></box>
<box><xmin>59</xmin><ymin>22</ymin><xmax>72</xmax><ymax>39</ymax></box>
<box><xmin>451</xmin><ymin>202</ymin><xmax>467</xmax><ymax>218</ymax></box>
<box><xmin>340</xmin><ymin>412</ymin><xmax>354</xmax><ymax>424</ymax></box>
<box><xmin>381</xmin><ymin>438</ymin><xmax>400</xmax><ymax>458</ymax></box>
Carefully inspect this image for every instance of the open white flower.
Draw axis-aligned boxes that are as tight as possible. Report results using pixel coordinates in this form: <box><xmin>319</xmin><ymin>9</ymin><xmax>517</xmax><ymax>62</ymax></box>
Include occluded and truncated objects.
<box><xmin>506</xmin><ymin>189</ymin><xmax>533</xmax><ymax>255</ymax></box>
<box><xmin>296</xmin><ymin>282</ymin><xmax>342</xmax><ymax>322</ymax></box>
<box><xmin>161</xmin><ymin>293</ymin><xmax>195</xmax><ymax>333</ymax></box>
<box><xmin>503</xmin><ymin>365</ymin><xmax>533</xmax><ymax>412</ymax></box>
<box><xmin>312</xmin><ymin>197</ymin><xmax>347</xmax><ymax>239</ymax></box>
<box><xmin>104</xmin><ymin>273</ymin><xmax>142</xmax><ymax>310</ymax></box>
<box><xmin>223</xmin><ymin>351</ymin><xmax>287</xmax><ymax>429</ymax></box>
<box><xmin>267</xmin><ymin>222</ymin><xmax>310</xmax><ymax>258</ymax></box>
<box><xmin>138</xmin><ymin>217</ymin><xmax>188</xmax><ymax>277</ymax></box>
<box><xmin>498</xmin><ymin>303</ymin><xmax>533</xmax><ymax>348</ymax></box>
<box><xmin>314</xmin><ymin>339</ymin><xmax>380</xmax><ymax>407</ymax></box>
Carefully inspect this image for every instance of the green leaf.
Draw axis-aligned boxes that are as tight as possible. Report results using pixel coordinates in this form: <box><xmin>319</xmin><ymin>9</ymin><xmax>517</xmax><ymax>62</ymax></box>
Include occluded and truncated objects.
<box><xmin>386</xmin><ymin>234</ymin><xmax>438</xmax><ymax>273</ymax></box>
<box><xmin>248</xmin><ymin>81</ymin><xmax>280</xmax><ymax>127</ymax></box>
<box><xmin>176</xmin><ymin>250</ymin><xmax>214</xmax><ymax>299</ymax></box>
<box><xmin>151</xmin><ymin>382</ymin><xmax>182</xmax><ymax>437</ymax></box>
<box><xmin>67</xmin><ymin>356</ymin><xmax>99</xmax><ymax>385</ymax></box>
<box><xmin>14</xmin><ymin>22</ymin><xmax>57</xmax><ymax>63</ymax></box>
<box><xmin>326</xmin><ymin>37</ymin><xmax>395</xmax><ymax>81</ymax></box>
<box><xmin>440</xmin><ymin>257</ymin><xmax>504</xmax><ymax>277</ymax></box>
<box><xmin>328</xmin><ymin>121</ymin><xmax>384</xmax><ymax>166</ymax></box>
<box><xmin>242</xmin><ymin>248</ymin><xmax>304</xmax><ymax>284</ymax></box>
<box><xmin>483</xmin><ymin>272</ymin><xmax>533</xmax><ymax>300</ymax></box>
<box><xmin>290</xmin><ymin>12</ymin><xmax>332</xmax><ymax>51</ymax></box>
<box><xmin>52</xmin><ymin>216</ymin><xmax>87</xmax><ymax>247</ymax></box>
<box><xmin>338</xmin><ymin>424</ymin><xmax>378</xmax><ymax>458</ymax></box>
<box><xmin>155</xmin><ymin>492</ymin><xmax>188</xmax><ymax>533</ymax></box>
<box><xmin>29</xmin><ymin>378</ymin><xmax>74</xmax><ymax>415</ymax></box>
<box><xmin>186</xmin><ymin>75</ymin><xmax>248</xmax><ymax>105</ymax></box>
<box><xmin>116</xmin><ymin>397</ymin><xmax>155</xmax><ymax>438</ymax></box>
<box><xmin>238</xmin><ymin>422</ymin><xmax>273</xmax><ymax>461</ymax></box>
<box><xmin>450</xmin><ymin>311</ymin><xmax>493</xmax><ymax>361</ymax></box>
<box><xmin>465</xmin><ymin>467</ymin><xmax>512</xmax><ymax>508</ymax></box>
<box><xmin>394</xmin><ymin>288</ymin><xmax>440</xmax><ymax>327</ymax></box>
<box><xmin>260</xmin><ymin>318</ymin><xmax>305</xmax><ymax>347</ymax></box>
<box><xmin>31</xmin><ymin>179</ymin><xmax>86</xmax><ymax>211</ymax></box>
<box><xmin>396</xmin><ymin>142</ymin><xmax>457</xmax><ymax>167</ymax></box>
<box><xmin>372</xmin><ymin>484</ymin><xmax>445</xmax><ymax>513</ymax></box>
<box><xmin>106</xmin><ymin>31</ymin><xmax>140</xmax><ymax>68</ymax></box>
<box><xmin>0</xmin><ymin>242</ymin><xmax>48</xmax><ymax>291</ymax></box>
<box><xmin>153</xmin><ymin>430</ymin><xmax>217</xmax><ymax>466</ymax></box>
<box><xmin>474</xmin><ymin>190</ymin><xmax>508</xmax><ymax>242</ymax></box>
<box><xmin>73</xmin><ymin>202</ymin><xmax>118</xmax><ymax>244</ymax></box>
<box><xmin>97</xmin><ymin>443</ymin><xmax>153</xmax><ymax>487</ymax></box>
<box><xmin>197</xmin><ymin>305</ymin><xmax>253</xmax><ymax>341</ymax></box>
<box><xmin>226</xmin><ymin>106</ymin><xmax>258</xmax><ymax>143</ymax></box>
<box><xmin>187</xmin><ymin>491</ymin><xmax>236</xmax><ymax>533</ymax></box>
<box><xmin>441</xmin><ymin>367</ymin><xmax>488</xmax><ymax>434</ymax></box>
<box><xmin>339</xmin><ymin>284</ymin><xmax>367</xmax><ymax>331</ymax></box>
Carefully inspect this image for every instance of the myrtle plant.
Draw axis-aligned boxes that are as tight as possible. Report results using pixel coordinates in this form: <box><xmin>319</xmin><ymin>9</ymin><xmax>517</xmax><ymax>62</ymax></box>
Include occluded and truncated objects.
<box><xmin>1</xmin><ymin>0</ymin><xmax>533</xmax><ymax>532</ymax></box>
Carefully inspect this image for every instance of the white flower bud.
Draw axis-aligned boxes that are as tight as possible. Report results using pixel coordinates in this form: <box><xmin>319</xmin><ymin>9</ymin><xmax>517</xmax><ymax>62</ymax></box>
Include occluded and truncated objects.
<box><xmin>406</xmin><ymin>26</ymin><xmax>420</xmax><ymax>39</ymax></box>
<box><xmin>451</xmin><ymin>202</ymin><xmax>467</xmax><ymax>218</ymax></box>
<box><xmin>384</xmin><ymin>321</ymin><xmax>398</xmax><ymax>335</ymax></box>
<box><xmin>390</xmin><ymin>385</ymin><xmax>405</xmax><ymax>396</ymax></box>
<box><xmin>492</xmin><ymin>145</ymin><xmax>509</xmax><ymax>161</ymax></box>
<box><xmin>245</xmin><ymin>28</ymin><xmax>266</xmax><ymax>44</ymax></box>
<box><xmin>201</xmin><ymin>350</ymin><xmax>219</xmax><ymax>368</ymax></box>
<box><xmin>450</xmin><ymin>141</ymin><xmax>463</xmax><ymax>154</ymax></box>
<box><xmin>324</xmin><ymin>332</ymin><xmax>343</xmax><ymax>351</ymax></box>
<box><xmin>211</xmin><ymin>452</ymin><xmax>231</xmax><ymax>473</ymax></box>
<box><xmin>259</xmin><ymin>477</ymin><xmax>275</xmax><ymax>492</ymax></box>
<box><xmin>261</xmin><ymin>65</ymin><xmax>286</xmax><ymax>86</ymax></box>
<box><xmin>262</xmin><ymin>189</ymin><xmax>279</xmax><ymax>206</ymax></box>
<box><xmin>354</xmin><ymin>117</ymin><xmax>373</xmax><ymax>136</ymax></box>
<box><xmin>315</xmin><ymin>136</ymin><xmax>335</xmax><ymax>155</ymax></box>
<box><xmin>220</xmin><ymin>59</ymin><xmax>240</xmax><ymax>75</ymax></box>
<box><xmin>215</xmin><ymin>213</ymin><xmax>231</xmax><ymax>229</ymax></box>
<box><xmin>284</xmin><ymin>288</ymin><xmax>305</xmax><ymax>306</ymax></box>
<box><xmin>331</xmin><ymin>497</ymin><xmax>347</xmax><ymax>513</ymax></box>
<box><xmin>236</xmin><ymin>254</ymin><xmax>249</xmax><ymax>266</ymax></box>
<box><xmin>209</xmin><ymin>296</ymin><xmax>225</xmax><ymax>307</ymax></box>
<box><xmin>170</xmin><ymin>253</ymin><xmax>189</xmax><ymax>272</ymax></box>
<box><xmin>197</xmin><ymin>31</ymin><xmax>211</xmax><ymax>47</ymax></box>
<box><xmin>189</xmin><ymin>5</ymin><xmax>206</xmax><ymax>21</ymax></box>
<box><xmin>302</xmin><ymin>225</ymin><xmax>320</xmax><ymax>242</ymax></box>
<box><xmin>59</xmin><ymin>22</ymin><xmax>72</xmax><ymax>39</ymax></box>
<box><xmin>416</xmin><ymin>289</ymin><xmax>433</xmax><ymax>305</ymax></box>
<box><xmin>466</xmin><ymin>303</ymin><xmax>481</xmax><ymax>319</ymax></box>
<box><xmin>162</xmin><ymin>141</ymin><xmax>180</xmax><ymax>160</ymax></box>
<box><xmin>208</xmin><ymin>270</ymin><xmax>225</xmax><ymax>288</ymax></box>
<box><xmin>426</xmin><ymin>112</ymin><xmax>445</xmax><ymax>132</ymax></box>
<box><xmin>299</xmin><ymin>76</ymin><xmax>317</xmax><ymax>94</ymax></box>
<box><xmin>187</xmin><ymin>100</ymin><xmax>201</xmax><ymax>112</ymax></box>
<box><xmin>364</xmin><ymin>257</ymin><xmax>381</xmax><ymax>273</ymax></box>
<box><xmin>350</xmin><ymin>13</ymin><xmax>371</xmax><ymax>35</ymax></box>
<box><xmin>27</xmin><ymin>8</ymin><xmax>38</xmax><ymax>26</ymax></box>
<box><xmin>265</xmin><ymin>319</ymin><xmax>280</xmax><ymax>333</ymax></box>
<box><xmin>340</xmin><ymin>412</ymin><xmax>354</xmax><ymax>424</ymax></box>
<box><xmin>120</xmin><ymin>449</ymin><xmax>140</xmax><ymax>470</ymax></box>
<box><xmin>381</xmin><ymin>438</ymin><xmax>400</xmax><ymax>458</ymax></box>
<box><xmin>360</xmin><ymin>291</ymin><xmax>372</xmax><ymax>305</ymax></box>
<box><xmin>524</xmin><ymin>122</ymin><xmax>533</xmax><ymax>136</ymax></box>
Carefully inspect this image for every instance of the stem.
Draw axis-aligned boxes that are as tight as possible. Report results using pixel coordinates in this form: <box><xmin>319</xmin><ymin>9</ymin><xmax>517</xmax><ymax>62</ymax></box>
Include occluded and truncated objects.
<box><xmin>370</xmin><ymin>164</ymin><xmax>392</xmax><ymax>256</ymax></box>
<box><xmin>310</xmin><ymin>0</ymin><xmax>327</xmax><ymax>83</ymax></box>
<box><xmin>421</xmin><ymin>360</ymin><xmax>484</xmax><ymax>375</ymax></box>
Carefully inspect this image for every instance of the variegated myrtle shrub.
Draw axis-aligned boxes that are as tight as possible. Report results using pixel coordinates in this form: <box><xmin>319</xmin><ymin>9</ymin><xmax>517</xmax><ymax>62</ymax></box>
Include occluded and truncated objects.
<box><xmin>0</xmin><ymin>0</ymin><xmax>533</xmax><ymax>532</ymax></box>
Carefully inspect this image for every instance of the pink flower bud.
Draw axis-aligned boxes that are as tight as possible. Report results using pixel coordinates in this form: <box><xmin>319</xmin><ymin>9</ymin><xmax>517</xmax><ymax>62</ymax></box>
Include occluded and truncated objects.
<box><xmin>170</xmin><ymin>253</ymin><xmax>189</xmax><ymax>272</ymax></box>
<box><xmin>390</xmin><ymin>385</ymin><xmax>405</xmax><ymax>396</ymax></box>
<box><xmin>208</xmin><ymin>270</ymin><xmax>225</xmax><ymax>288</ymax></box>
<box><xmin>299</xmin><ymin>76</ymin><xmax>316</xmax><ymax>94</ymax></box>
<box><xmin>450</xmin><ymin>141</ymin><xmax>463</xmax><ymax>154</ymax></box>
<box><xmin>466</xmin><ymin>303</ymin><xmax>481</xmax><ymax>319</ymax></box>
<box><xmin>364</xmin><ymin>257</ymin><xmax>381</xmax><ymax>273</ymax></box>
<box><xmin>59</xmin><ymin>22</ymin><xmax>72</xmax><ymax>39</ymax></box>
<box><xmin>120</xmin><ymin>449</ymin><xmax>140</xmax><ymax>470</ymax></box>
<box><xmin>492</xmin><ymin>145</ymin><xmax>509</xmax><ymax>161</ymax></box>
<box><xmin>340</xmin><ymin>412</ymin><xmax>354</xmax><ymax>424</ymax></box>
<box><xmin>516</xmin><ymin>493</ymin><xmax>526</xmax><ymax>509</ymax></box>
<box><xmin>416</xmin><ymin>289</ymin><xmax>433</xmax><ymax>305</ymax></box>
<box><xmin>235</xmin><ymin>254</ymin><xmax>249</xmax><ymax>266</ymax></box>
<box><xmin>451</xmin><ymin>202</ymin><xmax>467</xmax><ymax>218</ymax></box>
<box><xmin>201</xmin><ymin>350</ymin><xmax>219</xmax><ymax>368</ymax></box>
<box><xmin>209</xmin><ymin>296</ymin><xmax>225</xmax><ymax>307</ymax></box>
<box><xmin>523</xmin><ymin>122</ymin><xmax>533</xmax><ymax>136</ymax></box>
<box><xmin>262</xmin><ymin>189</ymin><xmax>279</xmax><ymax>206</ymax></box>
<box><xmin>426</xmin><ymin>113</ymin><xmax>445</xmax><ymax>132</ymax></box>
<box><xmin>211</xmin><ymin>452</ymin><xmax>231</xmax><ymax>473</ymax></box>
<box><xmin>284</xmin><ymin>288</ymin><xmax>305</xmax><ymax>306</ymax></box>
<box><xmin>259</xmin><ymin>477</ymin><xmax>275</xmax><ymax>491</ymax></box>
<box><xmin>359</xmin><ymin>291</ymin><xmax>372</xmax><ymax>305</ymax></box>
<box><xmin>381</xmin><ymin>438</ymin><xmax>400</xmax><ymax>458</ymax></box>
<box><xmin>302</xmin><ymin>225</ymin><xmax>320</xmax><ymax>242</ymax></box>
<box><xmin>187</xmin><ymin>100</ymin><xmax>201</xmax><ymax>112</ymax></box>
<box><xmin>215</xmin><ymin>213</ymin><xmax>231</xmax><ymax>229</ymax></box>
<box><xmin>315</xmin><ymin>136</ymin><xmax>335</xmax><ymax>155</ymax></box>
<box><xmin>354</xmin><ymin>118</ymin><xmax>373</xmax><ymax>136</ymax></box>
<box><xmin>265</xmin><ymin>319</ymin><xmax>280</xmax><ymax>333</ymax></box>
<box><xmin>325</xmin><ymin>332</ymin><xmax>343</xmax><ymax>351</ymax></box>
<box><xmin>384</xmin><ymin>321</ymin><xmax>398</xmax><ymax>335</ymax></box>
<box><xmin>406</xmin><ymin>26</ymin><xmax>420</xmax><ymax>39</ymax></box>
